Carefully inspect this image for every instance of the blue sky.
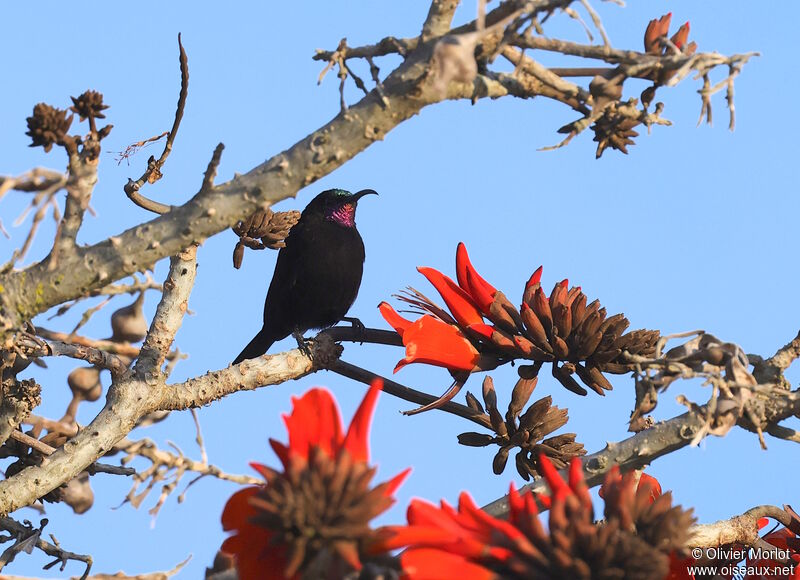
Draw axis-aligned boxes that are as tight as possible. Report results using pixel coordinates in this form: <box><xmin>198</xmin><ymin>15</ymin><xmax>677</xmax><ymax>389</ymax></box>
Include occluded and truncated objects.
<box><xmin>2</xmin><ymin>1</ymin><xmax>799</xmax><ymax>577</ymax></box>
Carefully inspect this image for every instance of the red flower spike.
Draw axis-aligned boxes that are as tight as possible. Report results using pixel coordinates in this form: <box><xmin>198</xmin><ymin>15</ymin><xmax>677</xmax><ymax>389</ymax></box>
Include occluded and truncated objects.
<box><xmin>418</xmin><ymin>266</ymin><xmax>484</xmax><ymax>327</ymax></box>
<box><xmin>394</xmin><ymin>315</ymin><xmax>481</xmax><ymax>373</ymax></box>
<box><xmin>379</xmin><ymin>301</ymin><xmax>412</xmax><ymax>338</ymax></box>
<box><xmin>671</xmin><ymin>21</ymin><xmax>690</xmax><ymax>50</ymax></box>
<box><xmin>385</xmin><ymin>456</ymin><xmax>689</xmax><ymax>580</ymax></box>
<box><xmin>757</xmin><ymin>517</ymin><xmax>770</xmax><ymax>530</ymax></box>
<box><xmin>382</xmin><ymin>467</ymin><xmax>412</xmax><ymax>498</ymax></box>
<box><xmin>221</xmin><ymin>385</ymin><xmax>409</xmax><ymax>579</ymax></box>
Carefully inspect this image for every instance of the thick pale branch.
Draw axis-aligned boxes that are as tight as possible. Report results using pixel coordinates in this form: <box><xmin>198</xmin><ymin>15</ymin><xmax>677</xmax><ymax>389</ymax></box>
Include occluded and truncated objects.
<box><xmin>56</xmin><ymin>150</ymin><xmax>98</xmax><ymax>257</ymax></box>
<box><xmin>133</xmin><ymin>246</ymin><xmax>197</xmax><ymax>377</ymax></box>
<box><xmin>421</xmin><ymin>0</ymin><xmax>461</xmax><ymax>41</ymax></box>
<box><xmin>687</xmin><ymin>505</ymin><xmax>794</xmax><ymax>549</ymax></box>
<box><xmin>157</xmin><ymin>348</ymin><xmax>314</xmax><ymax>411</ymax></box>
<box><xmin>0</xmin><ymin>246</ymin><xmax>199</xmax><ymax>515</ymax></box>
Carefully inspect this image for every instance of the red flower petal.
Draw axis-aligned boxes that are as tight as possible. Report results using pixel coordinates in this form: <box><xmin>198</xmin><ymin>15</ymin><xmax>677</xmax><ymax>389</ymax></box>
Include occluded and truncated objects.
<box><xmin>395</xmin><ymin>315</ymin><xmax>480</xmax><ymax>373</ymax></box>
<box><xmin>526</xmin><ymin>266</ymin><xmax>543</xmax><ymax>289</ymax></box>
<box><xmin>401</xmin><ymin>548</ymin><xmax>495</xmax><ymax>580</ymax></box>
<box><xmin>568</xmin><ymin>457</ymin><xmax>592</xmax><ymax>507</ymax></box>
<box><xmin>407</xmin><ymin>499</ymin><xmax>464</xmax><ymax>535</ymax></box>
<box><xmin>221</xmin><ymin>487</ymin><xmax>258</xmax><ymax>531</ymax></box>
<box><xmin>466</xmin><ymin>322</ymin><xmax>495</xmax><ymax>340</ymax></box>
<box><xmin>538</xmin><ymin>454</ymin><xmax>570</xmax><ymax>501</ymax></box>
<box><xmin>379</xmin><ymin>301</ymin><xmax>412</xmax><ymax>338</ymax></box>
<box><xmin>283</xmin><ymin>388</ymin><xmax>343</xmax><ymax>460</ymax></box>
<box><xmin>638</xmin><ymin>473</ymin><xmax>662</xmax><ymax>502</ymax></box>
<box><xmin>268</xmin><ymin>439</ymin><xmax>290</xmax><ymax>471</ymax></box>
<box><xmin>373</xmin><ymin>525</ymin><xmax>456</xmax><ymax>551</ymax></box>
<box><xmin>456</xmin><ymin>243</ymin><xmax>497</xmax><ymax>311</ymax></box>
<box><xmin>249</xmin><ymin>461</ymin><xmax>278</xmax><ymax>483</ymax></box>
<box><xmin>418</xmin><ymin>266</ymin><xmax>484</xmax><ymax>327</ymax></box>
<box><xmin>465</xmin><ymin>268</ymin><xmax>495</xmax><ymax>313</ymax></box>
<box><xmin>457</xmin><ymin>491</ymin><xmax>527</xmax><ymax>544</ymax></box>
<box><xmin>342</xmin><ymin>378</ymin><xmax>381</xmax><ymax>463</ymax></box>
<box><xmin>508</xmin><ymin>483</ymin><xmax>525</xmax><ymax>521</ymax></box>
<box><xmin>383</xmin><ymin>467</ymin><xmax>412</xmax><ymax>498</ymax></box>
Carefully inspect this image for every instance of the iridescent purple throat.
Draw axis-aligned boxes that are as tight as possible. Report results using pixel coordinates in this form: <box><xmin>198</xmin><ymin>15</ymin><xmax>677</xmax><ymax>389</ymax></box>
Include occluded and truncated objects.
<box><xmin>327</xmin><ymin>203</ymin><xmax>356</xmax><ymax>227</ymax></box>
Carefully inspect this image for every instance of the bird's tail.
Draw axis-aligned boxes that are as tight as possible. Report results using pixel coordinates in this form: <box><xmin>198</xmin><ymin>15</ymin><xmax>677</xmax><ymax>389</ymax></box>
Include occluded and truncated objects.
<box><xmin>232</xmin><ymin>328</ymin><xmax>276</xmax><ymax>365</ymax></box>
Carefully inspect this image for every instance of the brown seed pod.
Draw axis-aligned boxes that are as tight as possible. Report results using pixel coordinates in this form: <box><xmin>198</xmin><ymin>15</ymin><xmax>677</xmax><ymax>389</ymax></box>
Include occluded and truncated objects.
<box><xmin>65</xmin><ymin>366</ymin><xmax>102</xmax><ymax>421</ymax></box>
<box><xmin>110</xmin><ymin>292</ymin><xmax>147</xmax><ymax>343</ymax></box>
<box><xmin>68</xmin><ymin>366</ymin><xmax>101</xmax><ymax>399</ymax></box>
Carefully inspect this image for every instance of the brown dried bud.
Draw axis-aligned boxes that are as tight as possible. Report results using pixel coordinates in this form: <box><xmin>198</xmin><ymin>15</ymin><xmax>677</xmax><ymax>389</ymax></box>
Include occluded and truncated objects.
<box><xmin>110</xmin><ymin>293</ymin><xmax>147</xmax><ymax>343</ymax></box>
<box><xmin>508</xmin><ymin>377</ymin><xmax>537</xmax><ymax>421</ymax></box>
<box><xmin>97</xmin><ymin>124</ymin><xmax>113</xmax><ymax>140</ymax></box>
<box><xmin>492</xmin><ymin>446</ymin><xmax>510</xmax><ymax>475</ymax></box>
<box><xmin>465</xmin><ymin>391</ymin><xmax>484</xmax><ymax>413</ymax></box>
<box><xmin>481</xmin><ymin>375</ymin><xmax>497</xmax><ymax>411</ymax></box>
<box><xmin>457</xmin><ymin>432</ymin><xmax>494</xmax><ymax>447</ymax></box>
<box><xmin>70</xmin><ymin>90</ymin><xmax>108</xmax><ymax>121</ymax></box>
<box><xmin>592</xmin><ymin>108</ymin><xmax>640</xmax><ymax>158</ymax></box>
<box><xmin>532</xmin><ymin>287</ymin><xmax>554</xmax><ymax>340</ymax></box>
<box><xmin>233</xmin><ymin>242</ymin><xmax>245</xmax><ymax>269</ymax></box>
<box><xmin>26</xmin><ymin>103</ymin><xmax>73</xmax><ymax>152</ymax></box>
<box><xmin>552</xmin><ymin>363</ymin><xmax>588</xmax><ymax>396</ymax></box>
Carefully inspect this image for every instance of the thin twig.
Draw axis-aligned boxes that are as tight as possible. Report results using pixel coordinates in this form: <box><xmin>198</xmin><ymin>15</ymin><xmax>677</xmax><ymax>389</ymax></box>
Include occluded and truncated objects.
<box><xmin>123</xmin><ymin>34</ymin><xmax>189</xmax><ymax>215</ymax></box>
<box><xmin>329</xmin><ymin>359</ymin><xmax>491</xmax><ymax>429</ymax></box>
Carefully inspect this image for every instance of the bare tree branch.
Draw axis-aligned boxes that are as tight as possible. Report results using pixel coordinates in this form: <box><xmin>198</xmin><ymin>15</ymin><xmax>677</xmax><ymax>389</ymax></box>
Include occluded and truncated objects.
<box><xmin>482</xmin><ymin>388</ymin><xmax>800</xmax><ymax>518</ymax></box>
<box><xmin>0</xmin><ymin>517</ymin><xmax>92</xmax><ymax>579</ymax></box>
<box><xmin>421</xmin><ymin>0</ymin><xmax>462</xmax><ymax>41</ymax></box>
<box><xmin>0</xmin><ymin>0</ymin><xmax>752</xmax><ymax>341</ymax></box>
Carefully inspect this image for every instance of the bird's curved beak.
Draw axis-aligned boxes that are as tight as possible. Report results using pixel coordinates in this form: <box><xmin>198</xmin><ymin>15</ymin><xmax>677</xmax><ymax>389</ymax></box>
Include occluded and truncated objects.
<box><xmin>353</xmin><ymin>189</ymin><xmax>378</xmax><ymax>202</ymax></box>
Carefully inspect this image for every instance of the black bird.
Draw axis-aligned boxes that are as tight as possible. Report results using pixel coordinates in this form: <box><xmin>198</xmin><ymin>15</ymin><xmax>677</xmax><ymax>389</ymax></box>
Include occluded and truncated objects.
<box><xmin>233</xmin><ymin>188</ymin><xmax>377</xmax><ymax>364</ymax></box>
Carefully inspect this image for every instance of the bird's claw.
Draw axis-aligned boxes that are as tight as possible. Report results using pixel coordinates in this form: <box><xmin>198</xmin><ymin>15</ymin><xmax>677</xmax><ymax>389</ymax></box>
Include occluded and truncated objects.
<box><xmin>292</xmin><ymin>330</ymin><xmax>313</xmax><ymax>358</ymax></box>
<box><xmin>341</xmin><ymin>317</ymin><xmax>367</xmax><ymax>343</ymax></box>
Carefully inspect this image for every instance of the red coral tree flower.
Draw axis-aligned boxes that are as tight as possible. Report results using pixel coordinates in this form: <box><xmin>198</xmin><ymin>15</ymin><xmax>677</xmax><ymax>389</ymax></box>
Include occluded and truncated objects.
<box><xmin>379</xmin><ymin>242</ymin><xmax>659</xmax><ymax>398</ymax></box>
<box><xmin>374</xmin><ymin>457</ymin><xmax>693</xmax><ymax>579</ymax></box>
<box><xmin>221</xmin><ymin>380</ymin><xmax>410</xmax><ymax>579</ymax></box>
